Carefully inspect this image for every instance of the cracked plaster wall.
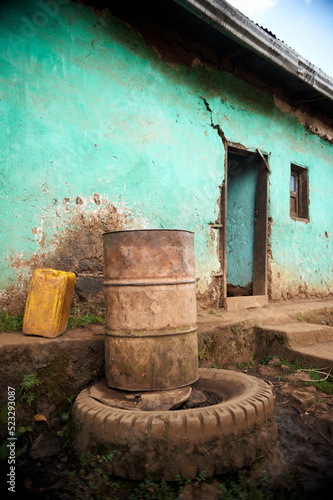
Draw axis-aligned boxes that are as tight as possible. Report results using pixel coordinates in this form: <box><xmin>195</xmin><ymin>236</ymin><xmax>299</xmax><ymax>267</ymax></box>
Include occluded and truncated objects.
<box><xmin>0</xmin><ymin>0</ymin><xmax>332</xmax><ymax>314</ymax></box>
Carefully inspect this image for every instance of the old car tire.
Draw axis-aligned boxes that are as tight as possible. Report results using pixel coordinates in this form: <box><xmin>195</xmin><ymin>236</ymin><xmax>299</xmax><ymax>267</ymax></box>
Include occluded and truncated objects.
<box><xmin>73</xmin><ymin>368</ymin><xmax>277</xmax><ymax>480</ymax></box>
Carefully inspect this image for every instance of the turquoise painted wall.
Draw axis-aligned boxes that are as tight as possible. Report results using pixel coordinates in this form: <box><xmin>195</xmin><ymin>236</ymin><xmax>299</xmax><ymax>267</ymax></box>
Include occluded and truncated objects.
<box><xmin>227</xmin><ymin>155</ymin><xmax>257</xmax><ymax>288</ymax></box>
<box><xmin>0</xmin><ymin>0</ymin><xmax>332</xmax><ymax>309</ymax></box>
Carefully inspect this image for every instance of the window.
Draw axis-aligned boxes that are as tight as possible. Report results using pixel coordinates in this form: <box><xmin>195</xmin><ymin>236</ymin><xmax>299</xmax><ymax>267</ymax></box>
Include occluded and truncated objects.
<box><xmin>290</xmin><ymin>164</ymin><xmax>309</xmax><ymax>220</ymax></box>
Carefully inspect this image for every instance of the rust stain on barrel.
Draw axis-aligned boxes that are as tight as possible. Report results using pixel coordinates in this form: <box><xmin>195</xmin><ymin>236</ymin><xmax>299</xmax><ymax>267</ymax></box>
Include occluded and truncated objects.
<box><xmin>103</xmin><ymin>229</ymin><xmax>198</xmax><ymax>391</ymax></box>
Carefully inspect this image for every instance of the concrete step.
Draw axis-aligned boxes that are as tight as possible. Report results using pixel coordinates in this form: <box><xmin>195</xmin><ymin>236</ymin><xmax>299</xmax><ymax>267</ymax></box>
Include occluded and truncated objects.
<box><xmin>257</xmin><ymin>321</ymin><xmax>333</xmax><ymax>369</ymax></box>
<box><xmin>257</xmin><ymin>322</ymin><xmax>333</xmax><ymax>347</ymax></box>
<box><xmin>291</xmin><ymin>341</ymin><xmax>333</xmax><ymax>369</ymax></box>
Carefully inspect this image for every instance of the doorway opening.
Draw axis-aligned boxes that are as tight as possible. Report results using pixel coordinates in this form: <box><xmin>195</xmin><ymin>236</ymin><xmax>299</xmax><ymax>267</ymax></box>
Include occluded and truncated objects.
<box><xmin>220</xmin><ymin>146</ymin><xmax>269</xmax><ymax>311</ymax></box>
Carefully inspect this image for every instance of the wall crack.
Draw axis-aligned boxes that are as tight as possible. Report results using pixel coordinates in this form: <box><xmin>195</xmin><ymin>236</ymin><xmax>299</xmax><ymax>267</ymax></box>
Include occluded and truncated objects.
<box><xmin>200</xmin><ymin>97</ymin><xmax>227</xmax><ymax>145</ymax></box>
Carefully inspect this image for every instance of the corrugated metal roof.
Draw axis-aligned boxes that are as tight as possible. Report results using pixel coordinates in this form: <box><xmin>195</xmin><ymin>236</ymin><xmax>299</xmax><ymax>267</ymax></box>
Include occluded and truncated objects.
<box><xmin>173</xmin><ymin>0</ymin><xmax>333</xmax><ymax>117</ymax></box>
<box><xmin>105</xmin><ymin>0</ymin><xmax>333</xmax><ymax>119</ymax></box>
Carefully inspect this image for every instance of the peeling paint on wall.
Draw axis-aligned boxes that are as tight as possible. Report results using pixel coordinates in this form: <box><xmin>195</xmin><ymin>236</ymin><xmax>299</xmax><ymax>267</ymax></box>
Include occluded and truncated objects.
<box><xmin>273</xmin><ymin>95</ymin><xmax>333</xmax><ymax>144</ymax></box>
<box><xmin>0</xmin><ymin>196</ymin><xmax>147</xmax><ymax>314</ymax></box>
<box><xmin>270</xmin><ymin>265</ymin><xmax>333</xmax><ymax>302</ymax></box>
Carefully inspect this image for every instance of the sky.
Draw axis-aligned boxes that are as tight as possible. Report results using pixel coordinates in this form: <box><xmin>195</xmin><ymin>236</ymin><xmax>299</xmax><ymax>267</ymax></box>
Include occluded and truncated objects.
<box><xmin>226</xmin><ymin>0</ymin><xmax>333</xmax><ymax>78</ymax></box>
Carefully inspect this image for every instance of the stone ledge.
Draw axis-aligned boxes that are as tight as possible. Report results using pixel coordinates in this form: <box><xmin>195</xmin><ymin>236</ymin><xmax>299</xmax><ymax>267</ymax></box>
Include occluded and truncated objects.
<box><xmin>0</xmin><ymin>326</ymin><xmax>105</xmax><ymax>439</ymax></box>
<box><xmin>0</xmin><ymin>325</ymin><xmax>105</xmax><ymax>347</ymax></box>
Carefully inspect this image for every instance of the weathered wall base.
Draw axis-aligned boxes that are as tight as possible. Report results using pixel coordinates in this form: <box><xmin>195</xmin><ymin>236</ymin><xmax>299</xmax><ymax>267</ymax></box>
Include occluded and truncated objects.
<box><xmin>0</xmin><ymin>197</ymin><xmax>143</xmax><ymax>315</ymax></box>
<box><xmin>270</xmin><ymin>267</ymin><xmax>333</xmax><ymax>302</ymax></box>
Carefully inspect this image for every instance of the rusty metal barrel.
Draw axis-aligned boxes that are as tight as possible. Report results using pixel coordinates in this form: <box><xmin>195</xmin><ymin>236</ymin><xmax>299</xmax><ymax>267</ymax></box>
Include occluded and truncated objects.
<box><xmin>103</xmin><ymin>229</ymin><xmax>198</xmax><ymax>391</ymax></box>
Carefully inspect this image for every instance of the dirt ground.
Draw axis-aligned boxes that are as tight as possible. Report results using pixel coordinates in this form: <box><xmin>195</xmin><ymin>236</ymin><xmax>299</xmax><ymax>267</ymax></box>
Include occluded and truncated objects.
<box><xmin>244</xmin><ymin>358</ymin><xmax>333</xmax><ymax>497</ymax></box>
<box><xmin>4</xmin><ymin>356</ymin><xmax>332</xmax><ymax>500</ymax></box>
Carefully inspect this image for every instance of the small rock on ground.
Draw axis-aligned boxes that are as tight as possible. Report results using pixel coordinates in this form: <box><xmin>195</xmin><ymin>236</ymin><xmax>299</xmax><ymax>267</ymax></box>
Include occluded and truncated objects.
<box><xmin>183</xmin><ymin>388</ymin><xmax>207</xmax><ymax>408</ymax></box>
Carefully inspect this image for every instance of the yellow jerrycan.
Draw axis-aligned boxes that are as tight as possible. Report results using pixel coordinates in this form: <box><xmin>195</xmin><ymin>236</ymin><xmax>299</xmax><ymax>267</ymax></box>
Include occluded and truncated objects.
<box><xmin>23</xmin><ymin>269</ymin><xmax>76</xmax><ymax>338</ymax></box>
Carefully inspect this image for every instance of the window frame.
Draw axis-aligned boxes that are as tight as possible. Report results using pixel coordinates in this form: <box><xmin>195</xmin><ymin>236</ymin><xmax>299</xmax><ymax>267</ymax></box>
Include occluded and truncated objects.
<box><xmin>290</xmin><ymin>164</ymin><xmax>309</xmax><ymax>222</ymax></box>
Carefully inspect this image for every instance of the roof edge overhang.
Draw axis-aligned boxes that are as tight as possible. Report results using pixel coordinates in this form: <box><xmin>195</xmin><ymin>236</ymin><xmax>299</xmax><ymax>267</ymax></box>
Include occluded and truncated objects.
<box><xmin>174</xmin><ymin>0</ymin><xmax>333</xmax><ymax>102</ymax></box>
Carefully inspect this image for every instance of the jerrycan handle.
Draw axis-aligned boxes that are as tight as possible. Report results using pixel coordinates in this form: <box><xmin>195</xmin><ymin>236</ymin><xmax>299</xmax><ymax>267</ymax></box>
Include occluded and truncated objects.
<box><xmin>40</xmin><ymin>269</ymin><xmax>61</xmax><ymax>278</ymax></box>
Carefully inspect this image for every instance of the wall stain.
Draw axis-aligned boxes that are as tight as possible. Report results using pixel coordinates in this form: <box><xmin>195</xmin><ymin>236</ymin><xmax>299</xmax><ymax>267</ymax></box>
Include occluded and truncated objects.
<box><xmin>1</xmin><ymin>197</ymin><xmax>143</xmax><ymax>315</ymax></box>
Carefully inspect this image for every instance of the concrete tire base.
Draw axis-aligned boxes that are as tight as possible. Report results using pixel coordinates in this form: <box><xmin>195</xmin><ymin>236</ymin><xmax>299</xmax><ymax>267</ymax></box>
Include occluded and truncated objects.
<box><xmin>73</xmin><ymin>369</ymin><xmax>277</xmax><ymax>480</ymax></box>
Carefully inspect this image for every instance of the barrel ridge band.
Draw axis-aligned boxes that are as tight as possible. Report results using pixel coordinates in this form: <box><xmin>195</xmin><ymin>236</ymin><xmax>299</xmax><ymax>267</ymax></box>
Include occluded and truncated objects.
<box><xmin>103</xmin><ymin>279</ymin><xmax>196</xmax><ymax>286</ymax></box>
<box><xmin>105</xmin><ymin>326</ymin><xmax>198</xmax><ymax>338</ymax></box>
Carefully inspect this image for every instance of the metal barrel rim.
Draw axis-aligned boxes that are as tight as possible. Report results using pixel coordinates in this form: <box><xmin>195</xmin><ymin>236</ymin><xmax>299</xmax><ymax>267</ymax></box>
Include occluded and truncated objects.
<box><xmin>102</xmin><ymin>228</ymin><xmax>194</xmax><ymax>236</ymax></box>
